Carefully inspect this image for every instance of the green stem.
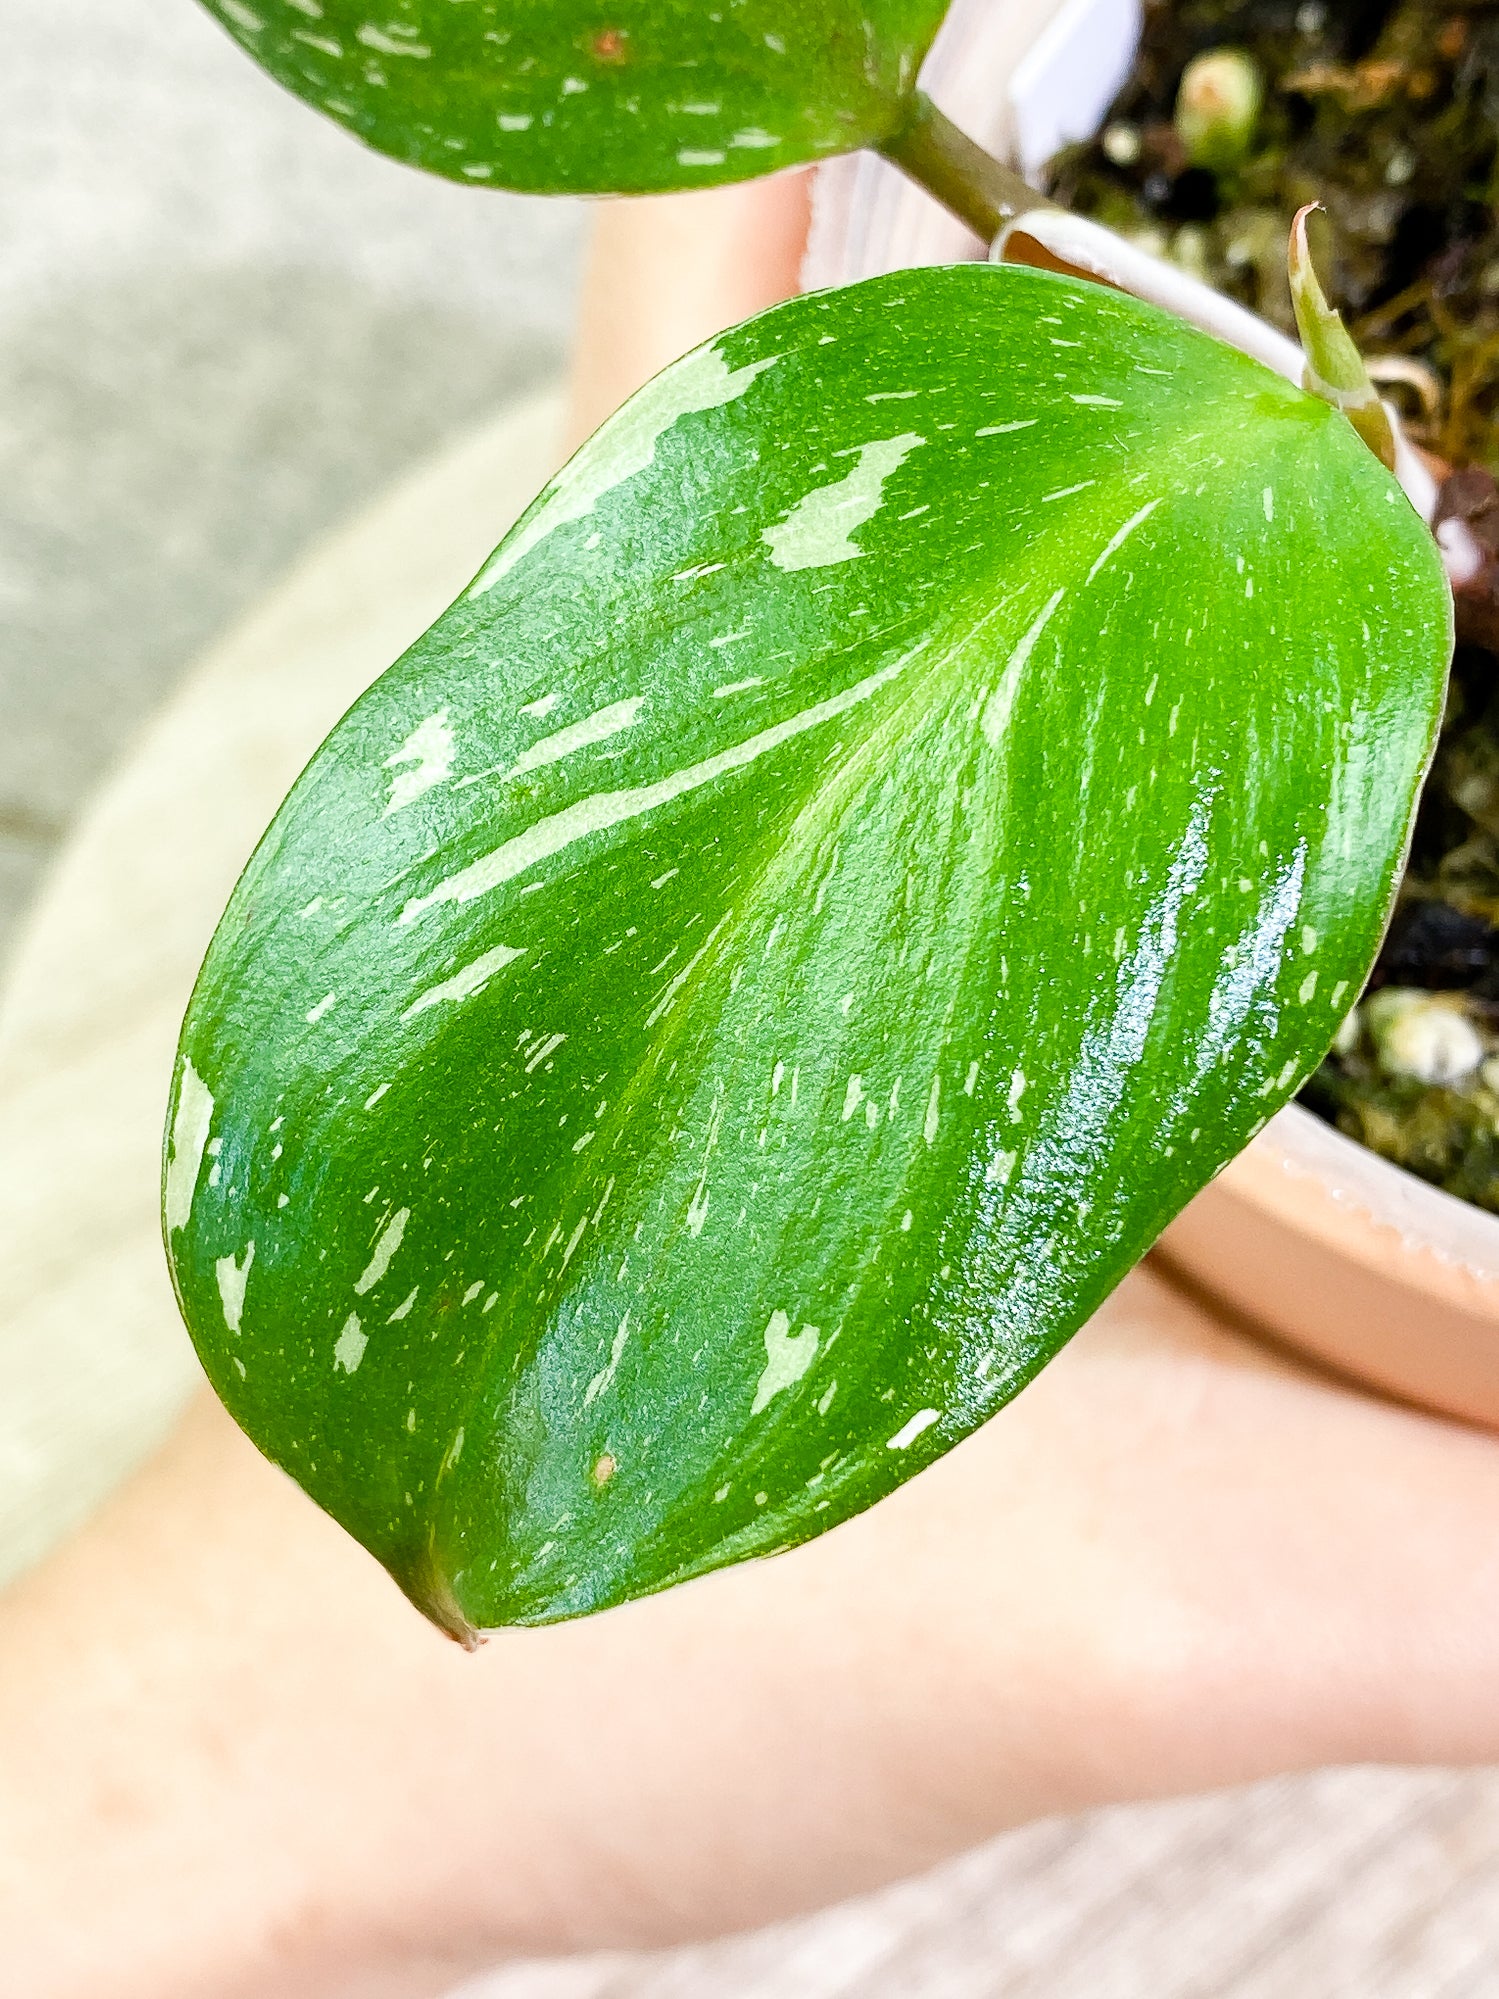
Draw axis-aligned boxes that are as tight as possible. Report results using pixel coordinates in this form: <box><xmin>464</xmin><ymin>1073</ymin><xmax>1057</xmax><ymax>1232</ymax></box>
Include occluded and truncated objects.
<box><xmin>876</xmin><ymin>92</ymin><xmax>1051</xmax><ymax>245</ymax></box>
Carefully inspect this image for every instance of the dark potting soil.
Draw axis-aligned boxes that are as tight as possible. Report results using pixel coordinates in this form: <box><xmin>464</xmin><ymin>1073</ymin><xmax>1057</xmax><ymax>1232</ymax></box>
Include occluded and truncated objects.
<box><xmin>1045</xmin><ymin>0</ymin><xmax>1499</xmax><ymax>1212</ymax></box>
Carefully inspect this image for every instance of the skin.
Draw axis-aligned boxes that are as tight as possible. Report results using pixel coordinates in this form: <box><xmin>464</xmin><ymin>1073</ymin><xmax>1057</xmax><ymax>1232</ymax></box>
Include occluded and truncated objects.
<box><xmin>2</xmin><ymin>172</ymin><xmax>1497</xmax><ymax>1999</ymax></box>
<box><xmin>566</xmin><ymin>173</ymin><xmax>814</xmax><ymax>449</ymax></box>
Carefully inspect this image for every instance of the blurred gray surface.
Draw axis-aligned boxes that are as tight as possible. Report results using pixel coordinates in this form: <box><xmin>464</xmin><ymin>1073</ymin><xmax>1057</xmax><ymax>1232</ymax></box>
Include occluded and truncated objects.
<box><xmin>1</xmin><ymin>0</ymin><xmax>582</xmax><ymax>951</ymax></box>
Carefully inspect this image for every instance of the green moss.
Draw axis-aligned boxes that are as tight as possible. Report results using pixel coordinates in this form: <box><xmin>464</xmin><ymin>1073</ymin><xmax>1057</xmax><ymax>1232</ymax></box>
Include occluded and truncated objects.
<box><xmin>1047</xmin><ymin>0</ymin><xmax>1499</xmax><ymax>466</ymax></box>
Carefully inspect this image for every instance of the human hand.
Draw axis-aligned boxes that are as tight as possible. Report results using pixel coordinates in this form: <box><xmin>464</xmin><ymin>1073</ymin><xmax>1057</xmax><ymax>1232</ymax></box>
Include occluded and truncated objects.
<box><xmin>3</xmin><ymin>1262</ymin><xmax>1497</xmax><ymax>1999</ymax></box>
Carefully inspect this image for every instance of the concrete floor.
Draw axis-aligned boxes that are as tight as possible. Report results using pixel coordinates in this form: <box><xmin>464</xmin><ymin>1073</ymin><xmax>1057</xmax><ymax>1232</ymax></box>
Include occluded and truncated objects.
<box><xmin>1</xmin><ymin>0</ymin><xmax>583</xmax><ymax>956</ymax></box>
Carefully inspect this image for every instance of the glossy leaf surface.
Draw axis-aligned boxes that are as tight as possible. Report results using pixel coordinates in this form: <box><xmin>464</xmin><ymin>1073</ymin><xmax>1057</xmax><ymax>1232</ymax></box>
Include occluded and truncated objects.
<box><xmin>198</xmin><ymin>0</ymin><xmax>948</xmax><ymax>193</ymax></box>
<box><xmin>165</xmin><ymin>265</ymin><xmax>1450</xmax><ymax>1640</ymax></box>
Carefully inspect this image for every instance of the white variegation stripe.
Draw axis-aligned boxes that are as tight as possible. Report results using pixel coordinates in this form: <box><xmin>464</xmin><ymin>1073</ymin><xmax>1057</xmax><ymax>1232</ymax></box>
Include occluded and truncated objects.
<box><xmin>399</xmin><ymin>651</ymin><xmax>920</xmax><ymax>924</ymax></box>
<box><xmin>1085</xmin><ymin>499</ymin><xmax>1162</xmax><ymax>586</ymax></box>
<box><xmin>469</xmin><ymin>345</ymin><xmax>779</xmax><ymax>595</ymax></box>
<box><xmin>508</xmin><ymin>697</ymin><xmax>644</xmax><ymax>777</ymax></box>
<box><xmin>164</xmin><ymin>1059</ymin><xmax>215</xmax><ymax>1234</ymax></box>
<box><xmin>402</xmin><ymin>943</ymin><xmax>526</xmax><ymax>1019</ymax></box>
<box><xmin>354</xmin><ymin>1208</ymin><xmax>411</xmax><ymax>1296</ymax></box>
<box><xmin>981</xmin><ymin>590</ymin><xmax>1066</xmax><ymax>749</ymax></box>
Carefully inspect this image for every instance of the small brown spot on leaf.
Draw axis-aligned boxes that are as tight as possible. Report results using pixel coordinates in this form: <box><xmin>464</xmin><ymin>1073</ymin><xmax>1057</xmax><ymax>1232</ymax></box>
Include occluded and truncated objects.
<box><xmin>592</xmin><ymin>27</ymin><xmax>627</xmax><ymax>63</ymax></box>
<box><xmin>592</xmin><ymin>1452</ymin><xmax>617</xmax><ymax>1486</ymax></box>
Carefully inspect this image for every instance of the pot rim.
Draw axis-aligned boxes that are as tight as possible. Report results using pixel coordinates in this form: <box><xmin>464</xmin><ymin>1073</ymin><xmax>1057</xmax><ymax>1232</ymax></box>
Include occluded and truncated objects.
<box><xmin>1222</xmin><ymin>1102</ymin><xmax>1499</xmax><ymax>1296</ymax></box>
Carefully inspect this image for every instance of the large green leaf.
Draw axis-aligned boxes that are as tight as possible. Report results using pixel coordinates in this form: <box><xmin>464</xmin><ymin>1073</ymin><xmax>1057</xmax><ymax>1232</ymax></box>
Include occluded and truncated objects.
<box><xmin>197</xmin><ymin>0</ymin><xmax>948</xmax><ymax>193</ymax></box>
<box><xmin>165</xmin><ymin>264</ymin><xmax>1450</xmax><ymax>1641</ymax></box>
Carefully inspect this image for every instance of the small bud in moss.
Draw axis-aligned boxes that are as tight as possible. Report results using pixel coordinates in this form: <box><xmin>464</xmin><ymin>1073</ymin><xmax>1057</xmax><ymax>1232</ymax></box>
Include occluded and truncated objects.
<box><xmin>1288</xmin><ymin>204</ymin><xmax>1397</xmax><ymax>472</ymax></box>
<box><xmin>1331</xmin><ymin>1005</ymin><xmax>1362</xmax><ymax>1059</ymax></box>
<box><xmin>1384</xmin><ymin>144</ymin><xmax>1416</xmax><ymax>187</ymax></box>
<box><xmin>1174</xmin><ymin>49</ymin><xmax>1263</xmax><ymax>174</ymax></box>
<box><xmin>1127</xmin><ymin>223</ymin><xmax>1170</xmax><ymax>261</ymax></box>
<box><xmin>1170</xmin><ymin>224</ymin><xmax>1211</xmax><ymax>280</ymax></box>
<box><xmin>1366</xmin><ymin>988</ymin><xmax>1484</xmax><ymax>1085</ymax></box>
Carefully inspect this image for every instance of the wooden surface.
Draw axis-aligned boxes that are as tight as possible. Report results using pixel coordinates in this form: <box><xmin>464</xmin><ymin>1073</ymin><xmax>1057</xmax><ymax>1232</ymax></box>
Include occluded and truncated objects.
<box><xmin>1</xmin><ymin>391</ymin><xmax>1495</xmax><ymax>1995</ymax></box>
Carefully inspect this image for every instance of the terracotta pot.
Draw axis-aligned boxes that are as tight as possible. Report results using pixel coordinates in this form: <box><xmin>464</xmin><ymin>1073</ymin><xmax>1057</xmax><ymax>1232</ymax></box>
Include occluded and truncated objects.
<box><xmin>807</xmin><ymin>0</ymin><xmax>1499</xmax><ymax>1431</ymax></box>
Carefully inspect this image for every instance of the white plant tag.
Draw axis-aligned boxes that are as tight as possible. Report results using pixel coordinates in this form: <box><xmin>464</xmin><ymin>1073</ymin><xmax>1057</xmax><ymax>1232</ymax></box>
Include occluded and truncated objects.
<box><xmin>1008</xmin><ymin>0</ymin><xmax>1143</xmax><ymax>179</ymax></box>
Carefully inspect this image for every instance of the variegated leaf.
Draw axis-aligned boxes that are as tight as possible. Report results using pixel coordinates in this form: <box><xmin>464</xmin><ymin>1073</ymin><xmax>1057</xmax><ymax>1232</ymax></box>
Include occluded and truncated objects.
<box><xmin>198</xmin><ymin>0</ymin><xmax>949</xmax><ymax>193</ymax></box>
<box><xmin>165</xmin><ymin>265</ymin><xmax>1450</xmax><ymax>1639</ymax></box>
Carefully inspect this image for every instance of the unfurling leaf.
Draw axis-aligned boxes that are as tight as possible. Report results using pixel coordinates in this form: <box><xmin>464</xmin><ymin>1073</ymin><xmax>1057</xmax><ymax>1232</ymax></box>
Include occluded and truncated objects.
<box><xmin>164</xmin><ymin>265</ymin><xmax>1450</xmax><ymax>1641</ymax></box>
<box><xmin>1289</xmin><ymin>202</ymin><xmax>1397</xmax><ymax>472</ymax></box>
<box><xmin>198</xmin><ymin>0</ymin><xmax>949</xmax><ymax>193</ymax></box>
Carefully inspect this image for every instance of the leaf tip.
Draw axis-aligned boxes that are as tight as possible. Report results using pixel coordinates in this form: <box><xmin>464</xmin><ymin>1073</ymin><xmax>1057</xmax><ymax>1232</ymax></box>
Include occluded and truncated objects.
<box><xmin>398</xmin><ymin>1544</ymin><xmax>485</xmax><ymax>1650</ymax></box>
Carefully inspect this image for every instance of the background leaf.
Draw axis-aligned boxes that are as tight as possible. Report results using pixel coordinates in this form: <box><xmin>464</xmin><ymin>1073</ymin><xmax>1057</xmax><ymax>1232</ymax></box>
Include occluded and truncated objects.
<box><xmin>165</xmin><ymin>265</ymin><xmax>1450</xmax><ymax>1639</ymax></box>
<box><xmin>198</xmin><ymin>0</ymin><xmax>949</xmax><ymax>193</ymax></box>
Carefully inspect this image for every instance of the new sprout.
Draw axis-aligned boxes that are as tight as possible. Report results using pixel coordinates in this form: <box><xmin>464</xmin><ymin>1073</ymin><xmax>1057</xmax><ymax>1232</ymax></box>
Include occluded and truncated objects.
<box><xmin>1174</xmin><ymin>49</ymin><xmax>1264</xmax><ymax>174</ymax></box>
